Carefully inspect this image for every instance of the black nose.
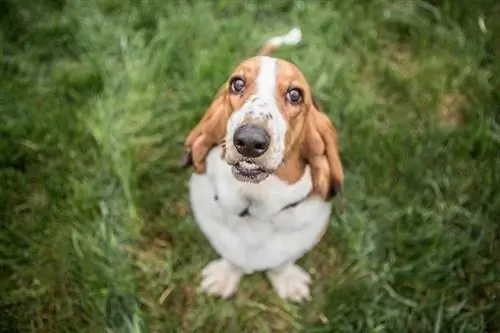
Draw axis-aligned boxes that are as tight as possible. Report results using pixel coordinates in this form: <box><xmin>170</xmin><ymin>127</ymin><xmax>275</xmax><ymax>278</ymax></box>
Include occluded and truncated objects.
<box><xmin>233</xmin><ymin>124</ymin><xmax>271</xmax><ymax>158</ymax></box>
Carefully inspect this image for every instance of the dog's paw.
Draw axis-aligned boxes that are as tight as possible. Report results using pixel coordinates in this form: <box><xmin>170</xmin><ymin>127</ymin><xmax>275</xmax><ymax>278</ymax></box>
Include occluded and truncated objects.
<box><xmin>199</xmin><ymin>259</ymin><xmax>242</xmax><ymax>299</ymax></box>
<box><xmin>267</xmin><ymin>264</ymin><xmax>311</xmax><ymax>303</ymax></box>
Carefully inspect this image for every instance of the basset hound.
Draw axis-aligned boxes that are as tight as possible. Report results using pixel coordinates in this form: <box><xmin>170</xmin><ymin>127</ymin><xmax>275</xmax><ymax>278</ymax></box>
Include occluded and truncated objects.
<box><xmin>180</xmin><ymin>27</ymin><xmax>344</xmax><ymax>303</ymax></box>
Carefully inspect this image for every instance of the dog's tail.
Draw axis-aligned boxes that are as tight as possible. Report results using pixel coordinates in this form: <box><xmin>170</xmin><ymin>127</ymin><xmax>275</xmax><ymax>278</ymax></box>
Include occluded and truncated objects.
<box><xmin>257</xmin><ymin>26</ymin><xmax>302</xmax><ymax>56</ymax></box>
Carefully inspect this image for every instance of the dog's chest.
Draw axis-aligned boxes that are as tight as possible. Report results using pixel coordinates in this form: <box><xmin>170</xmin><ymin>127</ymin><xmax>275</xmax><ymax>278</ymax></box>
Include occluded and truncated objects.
<box><xmin>188</xmin><ymin>146</ymin><xmax>332</xmax><ymax>272</ymax></box>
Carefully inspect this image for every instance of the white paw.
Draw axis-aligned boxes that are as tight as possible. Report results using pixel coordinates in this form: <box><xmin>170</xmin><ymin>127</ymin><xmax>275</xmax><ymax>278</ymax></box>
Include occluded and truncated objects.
<box><xmin>199</xmin><ymin>259</ymin><xmax>242</xmax><ymax>299</ymax></box>
<box><xmin>267</xmin><ymin>264</ymin><xmax>312</xmax><ymax>303</ymax></box>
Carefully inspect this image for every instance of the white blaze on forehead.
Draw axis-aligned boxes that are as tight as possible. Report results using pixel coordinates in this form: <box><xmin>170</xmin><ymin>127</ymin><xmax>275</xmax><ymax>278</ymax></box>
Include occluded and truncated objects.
<box><xmin>226</xmin><ymin>56</ymin><xmax>288</xmax><ymax>168</ymax></box>
<box><xmin>255</xmin><ymin>56</ymin><xmax>278</xmax><ymax>105</ymax></box>
<box><xmin>254</xmin><ymin>57</ymin><xmax>287</xmax><ymax>162</ymax></box>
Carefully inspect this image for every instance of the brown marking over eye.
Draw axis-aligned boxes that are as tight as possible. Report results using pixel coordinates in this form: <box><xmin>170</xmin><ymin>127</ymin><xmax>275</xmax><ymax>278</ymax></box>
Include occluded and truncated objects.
<box><xmin>274</xmin><ymin>61</ymin><xmax>310</xmax><ymax>118</ymax></box>
<box><xmin>226</xmin><ymin>60</ymin><xmax>262</xmax><ymax>110</ymax></box>
<box><xmin>271</xmin><ymin>60</ymin><xmax>311</xmax><ymax>160</ymax></box>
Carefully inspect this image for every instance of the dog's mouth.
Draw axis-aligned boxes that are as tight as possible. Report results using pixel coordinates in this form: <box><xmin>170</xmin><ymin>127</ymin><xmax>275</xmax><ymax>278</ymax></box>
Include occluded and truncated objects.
<box><xmin>231</xmin><ymin>160</ymin><xmax>270</xmax><ymax>183</ymax></box>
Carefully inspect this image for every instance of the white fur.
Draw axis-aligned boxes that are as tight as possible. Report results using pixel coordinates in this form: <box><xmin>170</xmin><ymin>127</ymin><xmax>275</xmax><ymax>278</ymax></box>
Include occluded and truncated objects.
<box><xmin>267</xmin><ymin>263</ymin><xmax>312</xmax><ymax>302</ymax></box>
<box><xmin>189</xmin><ymin>146</ymin><xmax>332</xmax><ymax>301</ymax></box>
<box><xmin>267</xmin><ymin>27</ymin><xmax>302</xmax><ymax>46</ymax></box>
<box><xmin>225</xmin><ymin>56</ymin><xmax>288</xmax><ymax>169</ymax></box>
<box><xmin>199</xmin><ymin>259</ymin><xmax>242</xmax><ymax>299</ymax></box>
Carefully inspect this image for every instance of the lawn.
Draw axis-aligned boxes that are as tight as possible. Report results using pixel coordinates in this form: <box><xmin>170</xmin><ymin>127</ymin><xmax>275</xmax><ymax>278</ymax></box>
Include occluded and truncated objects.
<box><xmin>1</xmin><ymin>0</ymin><xmax>499</xmax><ymax>332</ymax></box>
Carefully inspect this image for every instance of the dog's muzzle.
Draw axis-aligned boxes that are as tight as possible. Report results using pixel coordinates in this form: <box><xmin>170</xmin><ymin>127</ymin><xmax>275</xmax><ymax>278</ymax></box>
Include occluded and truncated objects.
<box><xmin>230</xmin><ymin>123</ymin><xmax>271</xmax><ymax>183</ymax></box>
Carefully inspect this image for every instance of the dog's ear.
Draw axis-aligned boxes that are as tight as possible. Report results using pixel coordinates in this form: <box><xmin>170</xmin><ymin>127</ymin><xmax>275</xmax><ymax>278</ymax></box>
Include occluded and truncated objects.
<box><xmin>300</xmin><ymin>97</ymin><xmax>344</xmax><ymax>210</ymax></box>
<box><xmin>180</xmin><ymin>87</ymin><xmax>231</xmax><ymax>173</ymax></box>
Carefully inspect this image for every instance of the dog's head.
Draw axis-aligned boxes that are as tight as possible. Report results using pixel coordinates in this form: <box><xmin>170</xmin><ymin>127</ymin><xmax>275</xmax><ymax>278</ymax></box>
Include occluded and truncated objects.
<box><xmin>183</xmin><ymin>55</ymin><xmax>343</xmax><ymax>200</ymax></box>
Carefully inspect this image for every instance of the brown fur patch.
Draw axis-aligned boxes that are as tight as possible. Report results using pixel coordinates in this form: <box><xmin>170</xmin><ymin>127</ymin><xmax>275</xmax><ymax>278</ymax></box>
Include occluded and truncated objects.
<box><xmin>274</xmin><ymin>149</ymin><xmax>306</xmax><ymax>184</ymax></box>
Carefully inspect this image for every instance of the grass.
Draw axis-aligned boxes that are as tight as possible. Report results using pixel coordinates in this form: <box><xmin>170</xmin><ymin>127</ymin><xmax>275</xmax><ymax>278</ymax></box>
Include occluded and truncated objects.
<box><xmin>0</xmin><ymin>0</ymin><xmax>499</xmax><ymax>332</ymax></box>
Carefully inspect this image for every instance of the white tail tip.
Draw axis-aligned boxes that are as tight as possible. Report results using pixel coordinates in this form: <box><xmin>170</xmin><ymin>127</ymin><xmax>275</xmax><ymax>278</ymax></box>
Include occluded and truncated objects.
<box><xmin>267</xmin><ymin>26</ymin><xmax>302</xmax><ymax>46</ymax></box>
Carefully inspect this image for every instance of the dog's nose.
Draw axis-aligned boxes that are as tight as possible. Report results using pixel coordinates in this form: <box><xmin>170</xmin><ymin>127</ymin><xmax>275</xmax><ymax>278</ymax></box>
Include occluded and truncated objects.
<box><xmin>233</xmin><ymin>124</ymin><xmax>271</xmax><ymax>158</ymax></box>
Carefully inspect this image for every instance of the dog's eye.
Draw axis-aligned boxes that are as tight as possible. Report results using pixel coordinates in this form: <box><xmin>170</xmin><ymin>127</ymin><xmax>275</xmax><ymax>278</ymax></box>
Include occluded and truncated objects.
<box><xmin>229</xmin><ymin>76</ymin><xmax>246</xmax><ymax>93</ymax></box>
<box><xmin>286</xmin><ymin>87</ymin><xmax>303</xmax><ymax>104</ymax></box>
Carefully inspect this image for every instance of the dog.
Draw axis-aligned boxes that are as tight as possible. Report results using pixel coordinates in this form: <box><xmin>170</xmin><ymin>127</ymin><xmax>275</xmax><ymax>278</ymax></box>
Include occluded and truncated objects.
<box><xmin>180</xmin><ymin>27</ymin><xmax>344</xmax><ymax>302</ymax></box>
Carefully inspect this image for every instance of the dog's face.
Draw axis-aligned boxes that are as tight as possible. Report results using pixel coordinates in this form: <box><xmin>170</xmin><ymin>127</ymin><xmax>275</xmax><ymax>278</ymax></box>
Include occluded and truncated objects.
<box><xmin>219</xmin><ymin>56</ymin><xmax>314</xmax><ymax>183</ymax></box>
<box><xmin>183</xmin><ymin>55</ymin><xmax>343</xmax><ymax>200</ymax></box>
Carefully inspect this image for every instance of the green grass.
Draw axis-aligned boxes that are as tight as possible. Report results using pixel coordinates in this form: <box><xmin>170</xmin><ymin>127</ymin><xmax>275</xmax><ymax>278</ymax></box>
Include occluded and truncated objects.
<box><xmin>1</xmin><ymin>0</ymin><xmax>499</xmax><ymax>332</ymax></box>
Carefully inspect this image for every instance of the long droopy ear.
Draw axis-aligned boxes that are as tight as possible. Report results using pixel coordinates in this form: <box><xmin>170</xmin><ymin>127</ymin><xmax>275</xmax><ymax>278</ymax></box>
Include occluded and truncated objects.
<box><xmin>180</xmin><ymin>87</ymin><xmax>230</xmax><ymax>173</ymax></box>
<box><xmin>300</xmin><ymin>101</ymin><xmax>345</xmax><ymax>209</ymax></box>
